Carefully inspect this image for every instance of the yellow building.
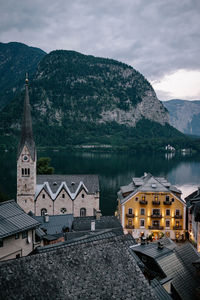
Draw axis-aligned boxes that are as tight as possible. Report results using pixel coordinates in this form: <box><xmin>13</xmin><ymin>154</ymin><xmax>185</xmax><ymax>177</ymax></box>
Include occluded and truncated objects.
<box><xmin>117</xmin><ymin>173</ymin><xmax>186</xmax><ymax>240</ymax></box>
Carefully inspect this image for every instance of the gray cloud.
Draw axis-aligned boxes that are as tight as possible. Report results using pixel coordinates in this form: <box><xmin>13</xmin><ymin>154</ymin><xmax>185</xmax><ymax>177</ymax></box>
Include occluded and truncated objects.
<box><xmin>0</xmin><ymin>0</ymin><xmax>200</xmax><ymax>80</ymax></box>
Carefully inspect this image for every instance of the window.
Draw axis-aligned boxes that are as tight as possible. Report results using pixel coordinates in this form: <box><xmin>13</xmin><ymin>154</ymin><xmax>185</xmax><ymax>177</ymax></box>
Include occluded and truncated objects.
<box><xmin>154</xmin><ymin>195</ymin><xmax>158</xmax><ymax>201</ymax></box>
<box><xmin>42</xmin><ymin>194</ymin><xmax>45</xmax><ymax>199</ymax></box>
<box><xmin>166</xmin><ymin>209</ymin><xmax>170</xmax><ymax>216</ymax></box>
<box><xmin>153</xmin><ymin>209</ymin><xmax>160</xmax><ymax>215</ymax></box>
<box><xmin>166</xmin><ymin>220</ymin><xmax>170</xmax><ymax>228</ymax></box>
<box><xmin>60</xmin><ymin>207</ymin><xmax>67</xmax><ymax>214</ymax></box>
<box><xmin>135</xmin><ymin>197</ymin><xmax>138</xmax><ymax>201</ymax></box>
<box><xmin>128</xmin><ymin>219</ymin><xmax>132</xmax><ymax>226</ymax></box>
<box><xmin>22</xmin><ymin>168</ymin><xmax>24</xmax><ymax>176</ymax></box>
<box><xmin>15</xmin><ymin>233</ymin><xmax>20</xmax><ymax>239</ymax></box>
<box><xmin>176</xmin><ymin>221</ymin><xmax>180</xmax><ymax>227</ymax></box>
<box><xmin>153</xmin><ymin>220</ymin><xmax>160</xmax><ymax>227</ymax></box>
<box><xmin>128</xmin><ymin>208</ymin><xmax>133</xmax><ymax>214</ymax></box>
<box><xmin>25</xmin><ymin>168</ymin><xmax>27</xmax><ymax>175</ymax></box>
<box><xmin>81</xmin><ymin>193</ymin><xmax>85</xmax><ymax>198</ymax></box>
<box><xmin>166</xmin><ymin>196</ymin><xmax>170</xmax><ymax>202</ymax></box>
<box><xmin>0</xmin><ymin>239</ymin><xmax>3</xmax><ymax>247</ymax></box>
<box><xmin>41</xmin><ymin>208</ymin><xmax>47</xmax><ymax>216</ymax></box>
<box><xmin>172</xmin><ymin>198</ymin><xmax>174</xmax><ymax>202</ymax></box>
<box><xmin>175</xmin><ymin>209</ymin><xmax>180</xmax><ymax>216</ymax></box>
<box><xmin>62</xmin><ymin>193</ymin><xmax>65</xmax><ymax>198</ymax></box>
<box><xmin>22</xmin><ymin>231</ymin><xmax>28</xmax><ymax>239</ymax></box>
<box><xmin>140</xmin><ymin>208</ymin><xmax>145</xmax><ymax>215</ymax></box>
<box><xmin>140</xmin><ymin>219</ymin><xmax>145</xmax><ymax>228</ymax></box>
<box><xmin>28</xmin><ymin>168</ymin><xmax>30</xmax><ymax>175</ymax></box>
<box><xmin>16</xmin><ymin>254</ymin><xmax>20</xmax><ymax>259</ymax></box>
<box><xmin>80</xmin><ymin>208</ymin><xmax>86</xmax><ymax>217</ymax></box>
<box><xmin>142</xmin><ymin>196</ymin><xmax>146</xmax><ymax>201</ymax></box>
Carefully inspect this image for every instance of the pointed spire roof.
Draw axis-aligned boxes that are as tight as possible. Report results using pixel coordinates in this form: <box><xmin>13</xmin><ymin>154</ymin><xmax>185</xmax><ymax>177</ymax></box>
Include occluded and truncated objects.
<box><xmin>17</xmin><ymin>74</ymin><xmax>36</xmax><ymax>161</ymax></box>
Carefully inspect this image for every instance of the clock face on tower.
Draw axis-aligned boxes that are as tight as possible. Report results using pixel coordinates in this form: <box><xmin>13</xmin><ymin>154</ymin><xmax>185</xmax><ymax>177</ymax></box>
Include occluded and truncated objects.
<box><xmin>22</xmin><ymin>154</ymin><xmax>29</xmax><ymax>162</ymax></box>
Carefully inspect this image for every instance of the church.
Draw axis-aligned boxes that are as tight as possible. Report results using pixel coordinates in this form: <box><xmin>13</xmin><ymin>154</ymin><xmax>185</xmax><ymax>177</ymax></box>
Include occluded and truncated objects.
<box><xmin>17</xmin><ymin>77</ymin><xmax>100</xmax><ymax>217</ymax></box>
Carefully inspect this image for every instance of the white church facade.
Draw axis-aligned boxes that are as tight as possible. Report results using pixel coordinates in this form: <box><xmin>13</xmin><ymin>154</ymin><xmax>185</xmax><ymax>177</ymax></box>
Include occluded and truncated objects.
<box><xmin>17</xmin><ymin>77</ymin><xmax>100</xmax><ymax>217</ymax></box>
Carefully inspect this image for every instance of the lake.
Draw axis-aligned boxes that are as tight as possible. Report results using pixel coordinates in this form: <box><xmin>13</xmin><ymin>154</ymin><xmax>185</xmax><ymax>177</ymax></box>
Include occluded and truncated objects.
<box><xmin>0</xmin><ymin>150</ymin><xmax>200</xmax><ymax>215</ymax></box>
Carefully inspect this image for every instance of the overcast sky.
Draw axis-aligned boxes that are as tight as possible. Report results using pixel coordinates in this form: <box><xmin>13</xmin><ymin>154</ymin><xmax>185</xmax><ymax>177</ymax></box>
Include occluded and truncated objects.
<box><xmin>0</xmin><ymin>0</ymin><xmax>200</xmax><ymax>100</ymax></box>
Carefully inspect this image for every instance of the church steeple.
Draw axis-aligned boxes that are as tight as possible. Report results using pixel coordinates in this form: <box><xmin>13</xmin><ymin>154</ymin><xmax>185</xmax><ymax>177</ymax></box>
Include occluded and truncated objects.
<box><xmin>18</xmin><ymin>74</ymin><xmax>36</xmax><ymax>161</ymax></box>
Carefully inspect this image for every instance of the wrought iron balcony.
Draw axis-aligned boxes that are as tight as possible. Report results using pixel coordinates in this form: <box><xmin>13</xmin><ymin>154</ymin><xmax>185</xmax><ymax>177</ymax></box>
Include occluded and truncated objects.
<box><xmin>139</xmin><ymin>200</ymin><xmax>148</xmax><ymax>205</ymax></box>
<box><xmin>152</xmin><ymin>201</ymin><xmax>160</xmax><ymax>205</ymax></box>
<box><xmin>125</xmin><ymin>225</ymin><xmax>134</xmax><ymax>229</ymax></box>
<box><xmin>151</xmin><ymin>214</ymin><xmax>162</xmax><ymax>218</ymax></box>
<box><xmin>163</xmin><ymin>201</ymin><xmax>172</xmax><ymax>205</ymax></box>
<box><xmin>173</xmin><ymin>225</ymin><xmax>182</xmax><ymax>230</ymax></box>
<box><xmin>126</xmin><ymin>213</ymin><xmax>135</xmax><ymax>218</ymax></box>
<box><xmin>174</xmin><ymin>215</ymin><xmax>182</xmax><ymax>219</ymax></box>
<box><xmin>148</xmin><ymin>225</ymin><xmax>164</xmax><ymax>230</ymax></box>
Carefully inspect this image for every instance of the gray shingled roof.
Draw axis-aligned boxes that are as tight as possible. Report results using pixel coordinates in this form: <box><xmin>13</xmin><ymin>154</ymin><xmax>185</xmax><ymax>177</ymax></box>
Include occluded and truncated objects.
<box><xmin>72</xmin><ymin>216</ymin><xmax>122</xmax><ymax>231</ymax></box>
<box><xmin>0</xmin><ymin>200</ymin><xmax>39</xmax><ymax>239</ymax></box>
<box><xmin>0</xmin><ymin>234</ymin><xmax>157</xmax><ymax>300</ymax></box>
<box><xmin>32</xmin><ymin>214</ymin><xmax>74</xmax><ymax>235</ymax></box>
<box><xmin>119</xmin><ymin>173</ymin><xmax>184</xmax><ymax>205</ymax></box>
<box><xmin>150</xmin><ymin>279</ymin><xmax>173</xmax><ymax>300</ymax></box>
<box><xmin>36</xmin><ymin>174</ymin><xmax>99</xmax><ymax>195</ymax></box>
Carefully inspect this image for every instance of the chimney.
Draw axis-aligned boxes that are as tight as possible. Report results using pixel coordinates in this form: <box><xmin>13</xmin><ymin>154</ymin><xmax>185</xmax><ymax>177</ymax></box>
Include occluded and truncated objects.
<box><xmin>158</xmin><ymin>241</ymin><xmax>164</xmax><ymax>250</ymax></box>
<box><xmin>44</xmin><ymin>213</ymin><xmax>49</xmax><ymax>223</ymax></box>
<box><xmin>96</xmin><ymin>210</ymin><xmax>102</xmax><ymax>220</ymax></box>
<box><xmin>91</xmin><ymin>220</ymin><xmax>95</xmax><ymax>231</ymax></box>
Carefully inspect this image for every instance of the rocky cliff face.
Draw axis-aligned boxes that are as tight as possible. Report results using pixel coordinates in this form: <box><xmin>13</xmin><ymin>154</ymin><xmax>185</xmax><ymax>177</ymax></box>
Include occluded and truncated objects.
<box><xmin>31</xmin><ymin>50</ymin><xmax>169</xmax><ymax>128</ymax></box>
<box><xmin>163</xmin><ymin>99</ymin><xmax>200</xmax><ymax>136</ymax></box>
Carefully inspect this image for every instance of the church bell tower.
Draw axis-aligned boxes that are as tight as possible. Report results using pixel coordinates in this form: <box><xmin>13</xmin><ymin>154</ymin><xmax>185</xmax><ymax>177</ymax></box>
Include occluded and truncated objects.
<box><xmin>17</xmin><ymin>75</ymin><xmax>37</xmax><ymax>213</ymax></box>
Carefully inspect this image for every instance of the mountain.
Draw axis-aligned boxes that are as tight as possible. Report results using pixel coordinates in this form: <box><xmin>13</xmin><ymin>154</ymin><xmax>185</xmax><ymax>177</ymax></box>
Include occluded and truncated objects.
<box><xmin>0</xmin><ymin>49</ymin><xmax>188</xmax><ymax>152</ymax></box>
<box><xmin>0</xmin><ymin>42</ymin><xmax>46</xmax><ymax>109</ymax></box>
<box><xmin>163</xmin><ymin>99</ymin><xmax>200</xmax><ymax>136</ymax></box>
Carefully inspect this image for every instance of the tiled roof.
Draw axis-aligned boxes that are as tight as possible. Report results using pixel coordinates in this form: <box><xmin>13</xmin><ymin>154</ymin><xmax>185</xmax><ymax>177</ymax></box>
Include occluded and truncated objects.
<box><xmin>0</xmin><ymin>200</ymin><xmax>39</xmax><ymax>239</ymax></box>
<box><xmin>36</xmin><ymin>174</ymin><xmax>99</xmax><ymax>200</ymax></box>
<box><xmin>32</xmin><ymin>214</ymin><xmax>74</xmax><ymax>235</ymax></box>
<box><xmin>119</xmin><ymin>173</ymin><xmax>184</xmax><ymax>205</ymax></box>
<box><xmin>72</xmin><ymin>216</ymin><xmax>122</xmax><ymax>231</ymax></box>
<box><xmin>0</xmin><ymin>234</ymin><xmax>157</xmax><ymax>300</ymax></box>
<box><xmin>150</xmin><ymin>279</ymin><xmax>173</xmax><ymax>300</ymax></box>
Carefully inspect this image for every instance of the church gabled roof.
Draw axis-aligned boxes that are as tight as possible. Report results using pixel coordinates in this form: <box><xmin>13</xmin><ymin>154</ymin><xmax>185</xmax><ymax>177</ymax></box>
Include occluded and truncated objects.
<box><xmin>17</xmin><ymin>76</ymin><xmax>36</xmax><ymax>161</ymax></box>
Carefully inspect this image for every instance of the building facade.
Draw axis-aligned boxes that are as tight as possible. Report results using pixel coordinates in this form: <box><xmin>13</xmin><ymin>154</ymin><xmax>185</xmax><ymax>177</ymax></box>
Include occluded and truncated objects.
<box><xmin>117</xmin><ymin>173</ymin><xmax>186</xmax><ymax>240</ymax></box>
<box><xmin>17</xmin><ymin>77</ymin><xmax>99</xmax><ymax>217</ymax></box>
<box><xmin>185</xmin><ymin>188</ymin><xmax>200</xmax><ymax>251</ymax></box>
<box><xmin>0</xmin><ymin>200</ymin><xmax>39</xmax><ymax>261</ymax></box>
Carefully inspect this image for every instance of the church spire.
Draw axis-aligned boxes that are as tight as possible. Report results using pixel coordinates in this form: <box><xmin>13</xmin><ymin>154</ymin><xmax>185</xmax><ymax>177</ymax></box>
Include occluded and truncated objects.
<box><xmin>17</xmin><ymin>74</ymin><xmax>36</xmax><ymax>161</ymax></box>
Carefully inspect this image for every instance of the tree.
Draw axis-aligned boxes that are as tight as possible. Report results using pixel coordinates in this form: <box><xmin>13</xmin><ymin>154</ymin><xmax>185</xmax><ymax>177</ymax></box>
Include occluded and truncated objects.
<box><xmin>37</xmin><ymin>157</ymin><xmax>54</xmax><ymax>175</ymax></box>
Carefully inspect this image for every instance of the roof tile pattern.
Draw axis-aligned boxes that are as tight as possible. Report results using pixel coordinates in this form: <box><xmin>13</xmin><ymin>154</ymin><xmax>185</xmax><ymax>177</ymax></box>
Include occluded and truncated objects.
<box><xmin>0</xmin><ymin>235</ymin><xmax>157</xmax><ymax>300</ymax></box>
<box><xmin>0</xmin><ymin>200</ymin><xmax>39</xmax><ymax>239</ymax></box>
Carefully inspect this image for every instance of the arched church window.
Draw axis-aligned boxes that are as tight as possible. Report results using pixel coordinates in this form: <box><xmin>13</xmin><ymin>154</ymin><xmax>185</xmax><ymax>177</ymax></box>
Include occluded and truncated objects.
<box><xmin>25</xmin><ymin>168</ymin><xmax>27</xmax><ymax>175</ymax></box>
<box><xmin>42</xmin><ymin>194</ymin><xmax>45</xmax><ymax>199</ymax></box>
<box><xmin>41</xmin><ymin>208</ymin><xmax>47</xmax><ymax>216</ymax></box>
<box><xmin>81</xmin><ymin>193</ymin><xmax>85</xmax><ymax>198</ymax></box>
<box><xmin>22</xmin><ymin>168</ymin><xmax>24</xmax><ymax>176</ymax></box>
<box><xmin>80</xmin><ymin>208</ymin><xmax>86</xmax><ymax>217</ymax></box>
<box><xmin>28</xmin><ymin>168</ymin><xmax>30</xmax><ymax>175</ymax></box>
<box><xmin>62</xmin><ymin>193</ymin><xmax>65</xmax><ymax>198</ymax></box>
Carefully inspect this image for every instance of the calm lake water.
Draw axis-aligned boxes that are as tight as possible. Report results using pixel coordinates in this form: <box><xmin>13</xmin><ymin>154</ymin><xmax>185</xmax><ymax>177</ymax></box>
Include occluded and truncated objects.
<box><xmin>0</xmin><ymin>150</ymin><xmax>200</xmax><ymax>215</ymax></box>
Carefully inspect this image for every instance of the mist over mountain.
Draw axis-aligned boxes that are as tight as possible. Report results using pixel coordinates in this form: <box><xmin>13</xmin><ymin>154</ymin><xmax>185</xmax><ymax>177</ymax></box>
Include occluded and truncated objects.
<box><xmin>163</xmin><ymin>99</ymin><xmax>200</xmax><ymax>136</ymax></box>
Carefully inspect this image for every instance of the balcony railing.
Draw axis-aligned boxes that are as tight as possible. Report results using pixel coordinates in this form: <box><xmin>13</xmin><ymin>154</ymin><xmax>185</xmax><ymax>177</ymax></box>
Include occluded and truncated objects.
<box><xmin>163</xmin><ymin>201</ymin><xmax>172</xmax><ymax>205</ymax></box>
<box><xmin>152</xmin><ymin>201</ymin><xmax>160</xmax><ymax>205</ymax></box>
<box><xmin>139</xmin><ymin>200</ymin><xmax>148</xmax><ymax>205</ymax></box>
<box><xmin>174</xmin><ymin>215</ymin><xmax>182</xmax><ymax>219</ymax></box>
<box><xmin>173</xmin><ymin>225</ymin><xmax>182</xmax><ymax>230</ymax></box>
<box><xmin>151</xmin><ymin>214</ymin><xmax>162</xmax><ymax>218</ymax></box>
<box><xmin>148</xmin><ymin>225</ymin><xmax>164</xmax><ymax>230</ymax></box>
<box><xmin>125</xmin><ymin>225</ymin><xmax>134</xmax><ymax>229</ymax></box>
<box><xmin>126</xmin><ymin>213</ymin><xmax>135</xmax><ymax>218</ymax></box>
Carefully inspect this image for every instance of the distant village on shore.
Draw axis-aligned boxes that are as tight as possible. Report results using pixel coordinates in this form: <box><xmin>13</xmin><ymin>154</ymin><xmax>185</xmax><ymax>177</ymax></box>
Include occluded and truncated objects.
<box><xmin>1</xmin><ymin>78</ymin><xmax>200</xmax><ymax>299</ymax></box>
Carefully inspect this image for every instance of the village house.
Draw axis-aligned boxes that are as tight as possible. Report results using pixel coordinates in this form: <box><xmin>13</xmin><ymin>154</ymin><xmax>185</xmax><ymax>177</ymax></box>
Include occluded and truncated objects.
<box><xmin>0</xmin><ymin>200</ymin><xmax>40</xmax><ymax>261</ymax></box>
<box><xmin>117</xmin><ymin>173</ymin><xmax>186</xmax><ymax>240</ymax></box>
<box><xmin>17</xmin><ymin>77</ymin><xmax>100</xmax><ymax>217</ymax></box>
<box><xmin>185</xmin><ymin>188</ymin><xmax>200</xmax><ymax>251</ymax></box>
